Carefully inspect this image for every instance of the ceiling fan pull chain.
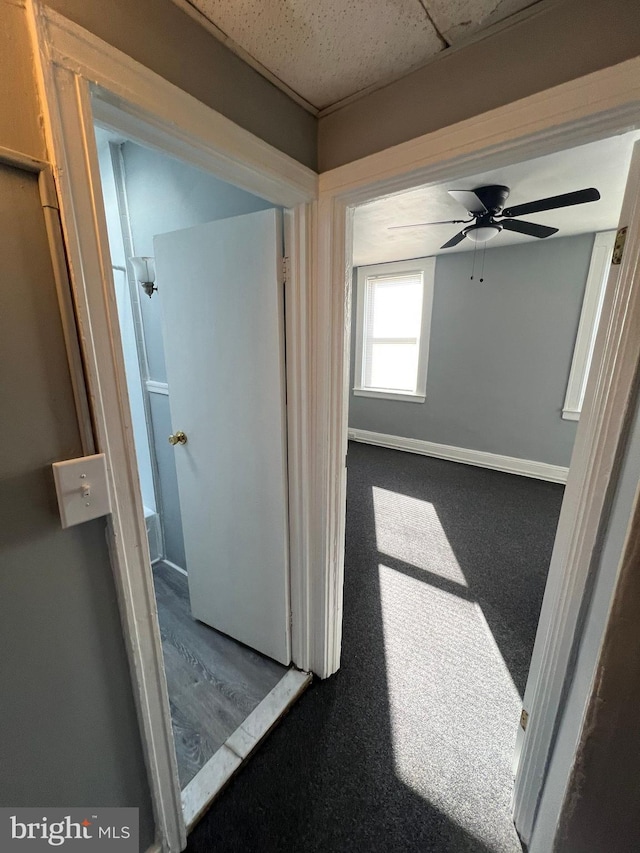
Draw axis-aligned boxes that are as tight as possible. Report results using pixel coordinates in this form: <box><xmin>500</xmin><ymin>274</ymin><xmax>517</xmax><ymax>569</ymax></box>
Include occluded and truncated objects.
<box><xmin>470</xmin><ymin>241</ymin><xmax>478</xmax><ymax>280</ymax></box>
<box><xmin>479</xmin><ymin>242</ymin><xmax>487</xmax><ymax>283</ymax></box>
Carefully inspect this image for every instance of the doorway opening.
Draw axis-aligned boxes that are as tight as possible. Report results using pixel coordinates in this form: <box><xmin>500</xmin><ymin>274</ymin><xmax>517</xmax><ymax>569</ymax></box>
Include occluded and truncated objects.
<box><xmin>93</xmin><ymin>125</ymin><xmax>310</xmax><ymax>826</ymax></box>
<box><xmin>340</xmin><ymin>129</ymin><xmax>639</xmax><ymax>850</ymax></box>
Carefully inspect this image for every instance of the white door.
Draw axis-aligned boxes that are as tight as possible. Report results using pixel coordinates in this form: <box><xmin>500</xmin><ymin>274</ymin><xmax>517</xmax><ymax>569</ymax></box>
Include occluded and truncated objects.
<box><xmin>154</xmin><ymin>209</ymin><xmax>290</xmax><ymax>665</ymax></box>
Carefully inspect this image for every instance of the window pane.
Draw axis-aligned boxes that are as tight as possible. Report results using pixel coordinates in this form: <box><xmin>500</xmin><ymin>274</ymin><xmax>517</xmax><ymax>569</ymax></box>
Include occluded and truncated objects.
<box><xmin>366</xmin><ymin>275</ymin><xmax>423</xmax><ymax>339</ymax></box>
<box><xmin>367</xmin><ymin>341</ymin><xmax>419</xmax><ymax>392</ymax></box>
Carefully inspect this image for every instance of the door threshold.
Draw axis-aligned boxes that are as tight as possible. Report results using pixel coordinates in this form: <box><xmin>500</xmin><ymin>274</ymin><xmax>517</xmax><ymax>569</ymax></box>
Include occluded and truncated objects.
<box><xmin>181</xmin><ymin>667</ymin><xmax>312</xmax><ymax>830</ymax></box>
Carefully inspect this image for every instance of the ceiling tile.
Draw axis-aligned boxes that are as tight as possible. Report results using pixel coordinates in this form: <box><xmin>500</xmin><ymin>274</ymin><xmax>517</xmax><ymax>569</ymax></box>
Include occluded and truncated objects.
<box><xmin>423</xmin><ymin>0</ymin><xmax>541</xmax><ymax>44</ymax></box>
<box><xmin>189</xmin><ymin>0</ymin><xmax>444</xmax><ymax>109</ymax></box>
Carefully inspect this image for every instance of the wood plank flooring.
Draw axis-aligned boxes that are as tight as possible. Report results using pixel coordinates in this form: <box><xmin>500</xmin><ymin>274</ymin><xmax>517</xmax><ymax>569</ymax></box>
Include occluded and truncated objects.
<box><xmin>152</xmin><ymin>562</ymin><xmax>287</xmax><ymax>788</ymax></box>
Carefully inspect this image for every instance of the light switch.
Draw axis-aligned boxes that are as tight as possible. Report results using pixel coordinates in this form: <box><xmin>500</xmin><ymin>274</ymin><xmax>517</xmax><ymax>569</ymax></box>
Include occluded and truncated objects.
<box><xmin>52</xmin><ymin>453</ymin><xmax>112</xmax><ymax>528</ymax></box>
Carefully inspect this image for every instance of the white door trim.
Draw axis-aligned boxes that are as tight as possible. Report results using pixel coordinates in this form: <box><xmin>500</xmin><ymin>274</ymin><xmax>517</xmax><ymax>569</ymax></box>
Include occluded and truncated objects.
<box><xmin>37</xmin><ymin>7</ymin><xmax>316</xmax><ymax>206</ymax></box>
<box><xmin>27</xmin><ymin>4</ymin><xmax>318</xmax><ymax>851</ymax></box>
<box><xmin>319</xmin><ymin>57</ymin><xmax>640</xmax><ymax>200</ymax></box>
<box><xmin>316</xmin><ymin>57</ymin><xmax>640</xmax><ymax>847</ymax></box>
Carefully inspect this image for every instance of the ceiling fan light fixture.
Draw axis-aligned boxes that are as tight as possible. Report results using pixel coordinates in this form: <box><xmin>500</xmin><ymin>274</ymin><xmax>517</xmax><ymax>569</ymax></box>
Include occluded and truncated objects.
<box><xmin>465</xmin><ymin>225</ymin><xmax>502</xmax><ymax>243</ymax></box>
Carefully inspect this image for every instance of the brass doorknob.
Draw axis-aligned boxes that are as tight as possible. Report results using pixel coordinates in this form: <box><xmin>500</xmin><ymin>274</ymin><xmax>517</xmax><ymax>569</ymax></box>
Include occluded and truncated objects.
<box><xmin>168</xmin><ymin>431</ymin><xmax>187</xmax><ymax>446</ymax></box>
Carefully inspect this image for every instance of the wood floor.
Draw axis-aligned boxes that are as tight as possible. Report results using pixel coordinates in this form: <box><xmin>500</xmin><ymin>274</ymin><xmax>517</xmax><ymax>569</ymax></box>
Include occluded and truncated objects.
<box><xmin>152</xmin><ymin>562</ymin><xmax>287</xmax><ymax>788</ymax></box>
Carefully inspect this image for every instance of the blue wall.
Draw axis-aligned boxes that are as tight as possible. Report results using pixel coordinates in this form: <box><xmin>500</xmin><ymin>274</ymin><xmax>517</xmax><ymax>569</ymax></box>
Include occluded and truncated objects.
<box><xmin>122</xmin><ymin>141</ymin><xmax>276</xmax><ymax>569</ymax></box>
<box><xmin>350</xmin><ymin>234</ymin><xmax>594</xmax><ymax>467</ymax></box>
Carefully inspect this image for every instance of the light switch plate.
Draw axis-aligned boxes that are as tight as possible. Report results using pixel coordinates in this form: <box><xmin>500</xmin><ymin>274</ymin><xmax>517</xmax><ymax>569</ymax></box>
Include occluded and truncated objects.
<box><xmin>52</xmin><ymin>453</ymin><xmax>112</xmax><ymax>528</ymax></box>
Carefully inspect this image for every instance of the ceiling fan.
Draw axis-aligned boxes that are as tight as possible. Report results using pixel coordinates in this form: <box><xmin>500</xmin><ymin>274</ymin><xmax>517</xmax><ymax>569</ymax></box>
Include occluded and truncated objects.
<box><xmin>392</xmin><ymin>184</ymin><xmax>601</xmax><ymax>249</ymax></box>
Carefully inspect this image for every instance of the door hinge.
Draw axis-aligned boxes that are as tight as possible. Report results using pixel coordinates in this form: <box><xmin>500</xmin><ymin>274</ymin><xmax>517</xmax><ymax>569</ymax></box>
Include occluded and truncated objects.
<box><xmin>282</xmin><ymin>255</ymin><xmax>290</xmax><ymax>285</ymax></box>
<box><xmin>612</xmin><ymin>227</ymin><xmax>627</xmax><ymax>265</ymax></box>
<box><xmin>520</xmin><ymin>708</ymin><xmax>529</xmax><ymax>731</ymax></box>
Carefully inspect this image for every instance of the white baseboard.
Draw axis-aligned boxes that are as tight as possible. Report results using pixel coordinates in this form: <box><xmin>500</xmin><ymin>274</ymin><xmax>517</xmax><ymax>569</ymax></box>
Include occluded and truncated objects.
<box><xmin>347</xmin><ymin>428</ymin><xmax>569</xmax><ymax>484</ymax></box>
<box><xmin>162</xmin><ymin>559</ymin><xmax>188</xmax><ymax>577</ymax></box>
<box><xmin>146</xmin><ymin>380</ymin><xmax>169</xmax><ymax>396</ymax></box>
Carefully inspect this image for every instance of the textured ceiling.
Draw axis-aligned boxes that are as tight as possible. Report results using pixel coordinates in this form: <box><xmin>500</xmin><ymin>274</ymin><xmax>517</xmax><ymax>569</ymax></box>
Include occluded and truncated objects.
<box><xmin>422</xmin><ymin>0</ymin><xmax>542</xmax><ymax>43</ymax></box>
<box><xmin>180</xmin><ymin>0</ymin><xmax>543</xmax><ymax>111</ymax></box>
<box><xmin>353</xmin><ymin>131</ymin><xmax>640</xmax><ymax>266</ymax></box>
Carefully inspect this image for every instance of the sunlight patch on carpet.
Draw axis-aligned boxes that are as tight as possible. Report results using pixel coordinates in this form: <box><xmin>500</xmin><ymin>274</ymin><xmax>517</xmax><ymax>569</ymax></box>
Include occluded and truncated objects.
<box><xmin>378</xmin><ymin>561</ymin><xmax>521</xmax><ymax>853</ymax></box>
<box><xmin>373</xmin><ymin>487</ymin><xmax>467</xmax><ymax>586</ymax></box>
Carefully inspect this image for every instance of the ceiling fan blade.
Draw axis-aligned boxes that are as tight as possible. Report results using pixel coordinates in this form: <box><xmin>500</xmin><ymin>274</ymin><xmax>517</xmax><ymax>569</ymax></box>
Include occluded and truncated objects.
<box><xmin>502</xmin><ymin>187</ymin><xmax>600</xmax><ymax>218</ymax></box>
<box><xmin>440</xmin><ymin>229</ymin><xmax>468</xmax><ymax>249</ymax></box>
<box><xmin>448</xmin><ymin>190</ymin><xmax>488</xmax><ymax>215</ymax></box>
<box><xmin>389</xmin><ymin>219</ymin><xmax>468</xmax><ymax>229</ymax></box>
<box><xmin>500</xmin><ymin>219</ymin><xmax>558</xmax><ymax>238</ymax></box>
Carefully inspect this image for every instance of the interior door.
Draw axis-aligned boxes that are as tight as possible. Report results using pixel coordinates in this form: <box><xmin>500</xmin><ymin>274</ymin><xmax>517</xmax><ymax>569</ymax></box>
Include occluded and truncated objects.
<box><xmin>154</xmin><ymin>209</ymin><xmax>290</xmax><ymax>665</ymax></box>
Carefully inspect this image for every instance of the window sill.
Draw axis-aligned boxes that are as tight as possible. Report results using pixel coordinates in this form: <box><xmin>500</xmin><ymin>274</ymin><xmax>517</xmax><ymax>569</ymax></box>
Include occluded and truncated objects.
<box><xmin>353</xmin><ymin>388</ymin><xmax>425</xmax><ymax>403</ymax></box>
<box><xmin>562</xmin><ymin>408</ymin><xmax>581</xmax><ymax>422</ymax></box>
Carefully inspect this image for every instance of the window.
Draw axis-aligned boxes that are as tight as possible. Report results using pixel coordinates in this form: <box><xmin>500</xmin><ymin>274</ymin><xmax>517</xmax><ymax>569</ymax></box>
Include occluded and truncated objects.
<box><xmin>354</xmin><ymin>257</ymin><xmax>435</xmax><ymax>402</ymax></box>
<box><xmin>562</xmin><ymin>231</ymin><xmax>616</xmax><ymax>421</ymax></box>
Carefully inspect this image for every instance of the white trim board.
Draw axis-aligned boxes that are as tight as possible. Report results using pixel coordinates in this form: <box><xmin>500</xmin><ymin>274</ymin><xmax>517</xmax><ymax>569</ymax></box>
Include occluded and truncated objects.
<box><xmin>348</xmin><ymin>428</ymin><xmax>569</xmax><ymax>484</ymax></box>
<box><xmin>181</xmin><ymin>668</ymin><xmax>311</xmax><ymax>829</ymax></box>
<box><xmin>146</xmin><ymin>380</ymin><xmax>169</xmax><ymax>396</ymax></box>
<box><xmin>319</xmin><ymin>57</ymin><xmax>640</xmax><ymax>200</ymax></box>
<box><xmin>161</xmin><ymin>559</ymin><xmax>188</xmax><ymax>578</ymax></box>
<box><xmin>45</xmin><ymin>4</ymin><xmax>317</xmax><ymax>207</ymax></box>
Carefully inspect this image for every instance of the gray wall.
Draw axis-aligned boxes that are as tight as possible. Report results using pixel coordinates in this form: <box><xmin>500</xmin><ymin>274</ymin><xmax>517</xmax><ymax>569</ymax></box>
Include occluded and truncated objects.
<box><xmin>122</xmin><ymin>141</ymin><xmax>275</xmax><ymax>569</ymax></box>
<box><xmin>318</xmin><ymin>0</ymin><xmax>640</xmax><ymax>170</ymax></box>
<box><xmin>350</xmin><ymin>234</ymin><xmax>594</xmax><ymax>467</ymax></box>
<box><xmin>0</xmin><ymin>150</ymin><xmax>153</xmax><ymax>853</ymax></box>
<box><xmin>0</xmin><ymin>2</ymin><xmax>45</xmax><ymax>162</ymax></box>
<box><xmin>46</xmin><ymin>0</ymin><xmax>317</xmax><ymax>170</ymax></box>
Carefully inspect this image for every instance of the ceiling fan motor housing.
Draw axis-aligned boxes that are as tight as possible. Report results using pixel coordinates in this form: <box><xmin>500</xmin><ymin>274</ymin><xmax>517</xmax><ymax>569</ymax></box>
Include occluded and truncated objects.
<box><xmin>471</xmin><ymin>185</ymin><xmax>510</xmax><ymax>214</ymax></box>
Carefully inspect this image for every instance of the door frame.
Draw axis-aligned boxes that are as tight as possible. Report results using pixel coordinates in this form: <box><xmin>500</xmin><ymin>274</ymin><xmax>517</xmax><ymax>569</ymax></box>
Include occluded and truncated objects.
<box><xmin>316</xmin><ymin>59</ymin><xmax>640</xmax><ymax>847</ymax></box>
<box><xmin>28</xmin><ymin>5</ymin><xmax>319</xmax><ymax>852</ymax></box>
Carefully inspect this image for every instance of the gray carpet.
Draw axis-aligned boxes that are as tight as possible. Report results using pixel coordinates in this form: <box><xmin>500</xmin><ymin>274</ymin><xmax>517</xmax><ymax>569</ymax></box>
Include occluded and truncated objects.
<box><xmin>187</xmin><ymin>442</ymin><xmax>563</xmax><ymax>852</ymax></box>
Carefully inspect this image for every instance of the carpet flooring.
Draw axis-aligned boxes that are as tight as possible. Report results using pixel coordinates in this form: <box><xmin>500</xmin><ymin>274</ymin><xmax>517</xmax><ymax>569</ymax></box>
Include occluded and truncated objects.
<box><xmin>187</xmin><ymin>442</ymin><xmax>564</xmax><ymax>853</ymax></box>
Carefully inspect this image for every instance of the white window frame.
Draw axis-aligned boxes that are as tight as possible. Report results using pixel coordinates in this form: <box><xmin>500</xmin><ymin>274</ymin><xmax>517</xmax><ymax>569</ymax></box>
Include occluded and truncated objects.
<box><xmin>353</xmin><ymin>257</ymin><xmax>435</xmax><ymax>403</ymax></box>
<box><xmin>562</xmin><ymin>230</ymin><xmax>617</xmax><ymax>421</ymax></box>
